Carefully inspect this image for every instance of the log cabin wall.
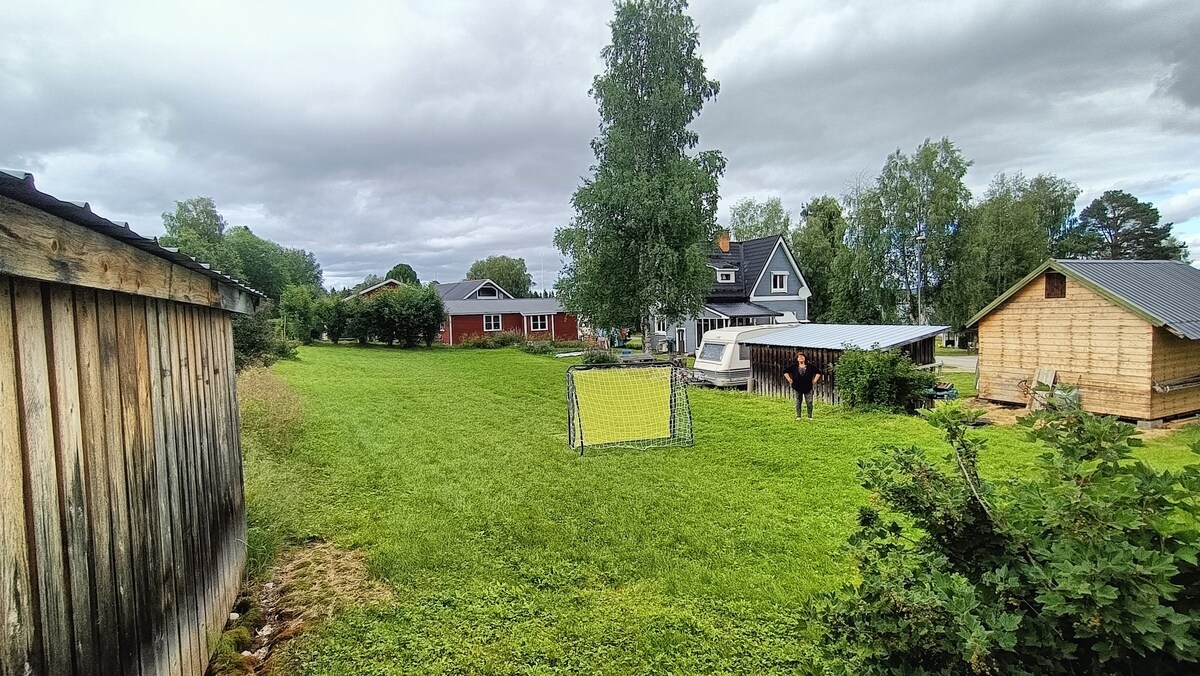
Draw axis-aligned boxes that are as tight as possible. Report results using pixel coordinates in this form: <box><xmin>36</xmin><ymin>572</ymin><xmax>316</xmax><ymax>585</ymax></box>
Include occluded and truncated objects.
<box><xmin>1151</xmin><ymin>326</ymin><xmax>1200</xmax><ymax>420</ymax></box>
<box><xmin>976</xmin><ymin>274</ymin><xmax>1155</xmax><ymax>419</ymax></box>
<box><xmin>1</xmin><ymin>183</ymin><xmax>255</xmax><ymax>675</ymax></box>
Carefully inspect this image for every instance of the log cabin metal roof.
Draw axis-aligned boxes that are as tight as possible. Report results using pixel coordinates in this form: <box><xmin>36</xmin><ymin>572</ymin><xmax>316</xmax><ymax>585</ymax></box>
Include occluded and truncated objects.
<box><xmin>0</xmin><ymin>169</ymin><xmax>265</xmax><ymax>300</ymax></box>
<box><xmin>967</xmin><ymin>259</ymin><xmax>1200</xmax><ymax>340</ymax></box>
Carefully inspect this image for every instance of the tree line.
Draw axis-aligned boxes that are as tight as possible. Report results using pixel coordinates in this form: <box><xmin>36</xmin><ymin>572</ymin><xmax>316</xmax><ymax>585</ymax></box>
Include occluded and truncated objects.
<box><xmin>730</xmin><ymin>138</ymin><xmax>1190</xmax><ymax>329</ymax></box>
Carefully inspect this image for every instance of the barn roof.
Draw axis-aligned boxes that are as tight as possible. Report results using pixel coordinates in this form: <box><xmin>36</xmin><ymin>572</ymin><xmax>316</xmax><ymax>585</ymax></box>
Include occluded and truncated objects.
<box><xmin>434</xmin><ymin>279</ymin><xmax>514</xmax><ymax>300</ymax></box>
<box><xmin>0</xmin><ymin>169</ymin><xmax>265</xmax><ymax>300</ymax></box>
<box><xmin>967</xmin><ymin>259</ymin><xmax>1200</xmax><ymax>340</ymax></box>
<box><xmin>743</xmin><ymin>323</ymin><xmax>947</xmax><ymax>350</ymax></box>
<box><xmin>443</xmin><ymin>297</ymin><xmax>564</xmax><ymax>316</ymax></box>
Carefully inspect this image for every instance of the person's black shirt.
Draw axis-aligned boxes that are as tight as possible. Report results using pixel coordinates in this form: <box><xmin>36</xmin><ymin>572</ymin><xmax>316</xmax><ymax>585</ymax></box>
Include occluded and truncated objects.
<box><xmin>783</xmin><ymin>363</ymin><xmax>817</xmax><ymax>393</ymax></box>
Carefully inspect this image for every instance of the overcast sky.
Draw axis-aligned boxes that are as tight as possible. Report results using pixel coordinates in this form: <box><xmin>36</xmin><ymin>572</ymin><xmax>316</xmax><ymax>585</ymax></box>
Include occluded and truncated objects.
<box><xmin>4</xmin><ymin>0</ymin><xmax>1199</xmax><ymax>289</ymax></box>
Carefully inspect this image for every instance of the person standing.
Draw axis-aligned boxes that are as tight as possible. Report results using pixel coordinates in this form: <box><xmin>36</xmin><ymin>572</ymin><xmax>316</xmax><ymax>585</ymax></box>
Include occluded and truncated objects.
<box><xmin>783</xmin><ymin>351</ymin><xmax>821</xmax><ymax>419</ymax></box>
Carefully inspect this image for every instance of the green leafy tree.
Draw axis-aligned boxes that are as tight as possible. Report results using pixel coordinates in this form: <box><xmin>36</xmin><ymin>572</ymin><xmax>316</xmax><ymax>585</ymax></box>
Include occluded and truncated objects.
<box><xmin>555</xmin><ymin>0</ymin><xmax>726</xmax><ymax>347</ymax></box>
<box><xmin>828</xmin><ymin>180</ymin><xmax>900</xmax><ymax>324</ymax></box>
<box><xmin>465</xmin><ymin>255</ymin><xmax>534</xmax><ymax>297</ymax></box>
<box><xmin>729</xmin><ymin>196</ymin><xmax>792</xmax><ymax>241</ymax></box>
<box><xmin>870</xmin><ymin>138</ymin><xmax>972</xmax><ymax>324</ymax></box>
<box><xmin>940</xmin><ymin>173</ymin><xmax>1077</xmax><ymax>328</ymax></box>
<box><xmin>279</xmin><ymin>284</ymin><xmax>322</xmax><ymax>343</ymax></box>
<box><xmin>344</xmin><ymin>296</ymin><xmax>372</xmax><ymax>345</ymax></box>
<box><xmin>791</xmin><ymin>195</ymin><xmax>846</xmax><ymax>322</ymax></box>
<box><xmin>811</xmin><ymin>398</ymin><xmax>1200</xmax><ymax>673</ymax></box>
<box><xmin>318</xmin><ymin>296</ymin><xmax>351</xmax><ymax>344</ymax></box>
<box><xmin>1076</xmin><ymin>190</ymin><xmax>1188</xmax><ymax>260</ymax></box>
<box><xmin>160</xmin><ymin>197</ymin><xmax>243</xmax><ymax>278</ymax></box>
<box><xmin>385</xmin><ymin>262</ymin><xmax>419</xmax><ymax>285</ymax></box>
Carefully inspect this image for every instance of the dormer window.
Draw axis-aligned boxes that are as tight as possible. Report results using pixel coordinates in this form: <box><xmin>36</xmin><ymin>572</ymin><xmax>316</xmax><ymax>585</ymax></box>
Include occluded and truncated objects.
<box><xmin>771</xmin><ymin>272</ymin><xmax>788</xmax><ymax>293</ymax></box>
<box><xmin>477</xmin><ymin>285</ymin><xmax>498</xmax><ymax>299</ymax></box>
<box><xmin>717</xmin><ymin>270</ymin><xmax>735</xmax><ymax>284</ymax></box>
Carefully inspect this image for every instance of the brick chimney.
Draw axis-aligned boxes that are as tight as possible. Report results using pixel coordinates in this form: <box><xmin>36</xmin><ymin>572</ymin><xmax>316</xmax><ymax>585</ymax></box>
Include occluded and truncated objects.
<box><xmin>716</xmin><ymin>230</ymin><xmax>731</xmax><ymax>253</ymax></box>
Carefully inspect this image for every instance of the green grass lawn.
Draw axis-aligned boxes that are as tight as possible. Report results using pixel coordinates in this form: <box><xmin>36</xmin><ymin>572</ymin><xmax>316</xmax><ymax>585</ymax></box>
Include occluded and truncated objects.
<box><xmin>243</xmin><ymin>345</ymin><xmax>1198</xmax><ymax>674</ymax></box>
<box><xmin>935</xmin><ymin>345</ymin><xmax>975</xmax><ymax>356</ymax></box>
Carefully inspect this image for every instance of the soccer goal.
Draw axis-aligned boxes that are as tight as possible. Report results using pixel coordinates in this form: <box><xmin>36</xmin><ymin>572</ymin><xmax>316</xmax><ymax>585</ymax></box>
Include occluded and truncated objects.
<box><xmin>566</xmin><ymin>362</ymin><xmax>693</xmax><ymax>454</ymax></box>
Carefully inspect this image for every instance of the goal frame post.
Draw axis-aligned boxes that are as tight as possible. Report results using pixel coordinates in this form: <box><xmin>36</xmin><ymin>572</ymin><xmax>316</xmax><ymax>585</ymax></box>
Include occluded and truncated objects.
<box><xmin>565</xmin><ymin>361</ymin><xmax>693</xmax><ymax>455</ymax></box>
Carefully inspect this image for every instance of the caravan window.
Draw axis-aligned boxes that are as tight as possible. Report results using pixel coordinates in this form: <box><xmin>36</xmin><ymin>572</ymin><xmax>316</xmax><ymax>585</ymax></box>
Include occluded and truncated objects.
<box><xmin>739</xmin><ymin>343</ymin><xmax>749</xmax><ymax>361</ymax></box>
<box><xmin>698</xmin><ymin>342</ymin><xmax>727</xmax><ymax>363</ymax></box>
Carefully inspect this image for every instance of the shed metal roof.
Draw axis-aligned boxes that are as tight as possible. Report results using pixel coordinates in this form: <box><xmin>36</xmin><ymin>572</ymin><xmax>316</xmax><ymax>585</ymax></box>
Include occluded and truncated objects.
<box><xmin>444</xmin><ymin>298</ymin><xmax>564</xmax><ymax>315</ymax></box>
<box><xmin>967</xmin><ymin>259</ymin><xmax>1200</xmax><ymax>340</ymax></box>
<box><xmin>0</xmin><ymin>169</ymin><xmax>265</xmax><ymax>299</ymax></box>
<box><xmin>744</xmin><ymin>323</ymin><xmax>948</xmax><ymax>350</ymax></box>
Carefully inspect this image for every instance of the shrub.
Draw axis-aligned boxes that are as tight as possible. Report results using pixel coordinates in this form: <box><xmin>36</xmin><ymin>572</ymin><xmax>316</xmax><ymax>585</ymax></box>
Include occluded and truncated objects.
<box><xmin>521</xmin><ymin>340</ymin><xmax>587</xmax><ymax>355</ymax></box>
<box><xmin>835</xmin><ymin>347</ymin><xmax>936</xmax><ymax>412</ymax></box>
<box><xmin>457</xmin><ymin>330</ymin><xmax>525</xmax><ymax>349</ymax></box>
<box><xmin>580</xmin><ymin>349</ymin><xmax>618</xmax><ymax>364</ymax></box>
<box><xmin>231</xmin><ymin>304</ymin><xmax>297</xmax><ymax>371</ymax></box>
<box><xmin>809</xmin><ymin>397</ymin><xmax>1200</xmax><ymax>674</ymax></box>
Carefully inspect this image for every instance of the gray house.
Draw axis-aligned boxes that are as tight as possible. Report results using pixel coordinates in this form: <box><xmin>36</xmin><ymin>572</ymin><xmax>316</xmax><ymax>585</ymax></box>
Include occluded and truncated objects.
<box><xmin>650</xmin><ymin>233</ymin><xmax>811</xmax><ymax>354</ymax></box>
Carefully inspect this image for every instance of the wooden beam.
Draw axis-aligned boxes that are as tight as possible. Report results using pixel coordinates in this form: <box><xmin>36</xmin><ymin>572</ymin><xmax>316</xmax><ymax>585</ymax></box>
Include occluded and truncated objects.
<box><xmin>0</xmin><ymin>196</ymin><xmax>258</xmax><ymax>314</ymax></box>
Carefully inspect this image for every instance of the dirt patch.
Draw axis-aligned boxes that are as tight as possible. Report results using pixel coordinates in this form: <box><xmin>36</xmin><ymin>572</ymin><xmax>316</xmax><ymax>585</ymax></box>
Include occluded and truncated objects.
<box><xmin>956</xmin><ymin>398</ymin><xmax>1196</xmax><ymax>439</ymax></box>
<box><xmin>209</xmin><ymin>539</ymin><xmax>396</xmax><ymax>675</ymax></box>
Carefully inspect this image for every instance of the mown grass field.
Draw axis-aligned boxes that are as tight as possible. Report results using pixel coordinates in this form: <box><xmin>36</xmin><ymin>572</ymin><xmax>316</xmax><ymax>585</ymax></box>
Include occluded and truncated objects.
<box><xmin>241</xmin><ymin>345</ymin><xmax>1199</xmax><ymax>674</ymax></box>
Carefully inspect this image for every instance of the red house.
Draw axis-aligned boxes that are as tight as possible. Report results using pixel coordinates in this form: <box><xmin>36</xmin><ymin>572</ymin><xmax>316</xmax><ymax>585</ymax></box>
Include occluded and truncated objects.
<box><xmin>433</xmin><ymin>279</ymin><xmax>578</xmax><ymax>344</ymax></box>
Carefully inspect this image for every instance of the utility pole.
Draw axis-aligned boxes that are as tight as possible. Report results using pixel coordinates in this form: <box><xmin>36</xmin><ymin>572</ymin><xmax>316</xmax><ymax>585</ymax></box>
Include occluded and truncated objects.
<box><xmin>915</xmin><ymin>224</ymin><xmax>926</xmax><ymax>325</ymax></box>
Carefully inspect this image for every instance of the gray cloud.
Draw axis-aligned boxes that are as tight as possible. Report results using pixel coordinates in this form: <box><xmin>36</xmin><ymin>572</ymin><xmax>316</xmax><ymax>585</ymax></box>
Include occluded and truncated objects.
<box><xmin>4</xmin><ymin>0</ymin><xmax>1200</xmax><ymax>288</ymax></box>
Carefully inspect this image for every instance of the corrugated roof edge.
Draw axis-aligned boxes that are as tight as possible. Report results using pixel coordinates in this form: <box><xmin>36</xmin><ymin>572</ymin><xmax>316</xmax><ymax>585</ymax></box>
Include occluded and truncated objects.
<box><xmin>965</xmin><ymin>258</ymin><xmax>1197</xmax><ymax>338</ymax></box>
<box><xmin>0</xmin><ymin>170</ymin><xmax>266</xmax><ymax>300</ymax></box>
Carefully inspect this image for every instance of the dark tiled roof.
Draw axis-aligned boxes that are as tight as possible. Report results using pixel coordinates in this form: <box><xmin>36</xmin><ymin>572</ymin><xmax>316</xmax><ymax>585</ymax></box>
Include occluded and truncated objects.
<box><xmin>706</xmin><ymin>301</ymin><xmax>782</xmax><ymax>318</ymax></box>
<box><xmin>704</xmin><ymin>235</ymin><xmax>787</xmax><ymax>301</ymax></box>
<box><xmin>444</xmin><ymin>298</ymin><xmax>563</xmax><ymax>315</ymax></box>
<box><xmin>0</xmin><ymin>169</ymin><xmax>264</xmax><ymax>299</ymax></box>
<box><xmin>434</xmin><ymin>279</ymin><xmax>513</xmax><ymax>300</ymax></box>
<box><xmin>1055</xmin><ymin>259</ymin><xmax>1200</xmax><ymax>340</ymax></box>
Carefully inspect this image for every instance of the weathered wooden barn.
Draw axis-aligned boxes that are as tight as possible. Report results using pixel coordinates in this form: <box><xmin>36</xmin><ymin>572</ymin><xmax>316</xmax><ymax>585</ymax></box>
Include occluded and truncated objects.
<box><xmin>745</xmin><ymin>323</ymin><xmax>947</xmax><ymax>402</ymax></box>
<box><xmin>968</xmin><ymin>259</ymin><xmax>1200</xmax><ymax>424</ymax></box>
<box><xmin>1</xmin><ymin>170</ymin><xmax>262</xmax><ymax>675</ymax></box>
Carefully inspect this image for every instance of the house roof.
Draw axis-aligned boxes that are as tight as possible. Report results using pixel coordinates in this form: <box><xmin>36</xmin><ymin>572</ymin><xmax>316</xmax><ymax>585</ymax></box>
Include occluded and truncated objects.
<box><xmin>744</xmin><ymin>323</ymin><xmax>948</xmax><ymax>350</ymax></box>
<box><xmin>356</xmin><ymin>278</ymin><xmax>406</xmax><ymax>295</ymax></box>
<box><xmin>444</xmin><ymin>297</ymin><xmax>564</xmax><ymax>316</ymax></box>
<box><xmin>434</xmin><ymin>279</ymin><xmax>513</xmax><ymax>300</ymax></box>
<box><xmin>705</xmin><ymin>234</ymin><xmax>791</xmax><ymax>300</ymax></box>
<box><xmin>706</xmin><ymin>301</ymin><xmax>782</xmax><ymax>318</ymax></box>
<box><xmin>966</xmin><ymin>259</ymin><xmax>1200</xmax><ymax>340</ymax></box>
<box><xmin>0</xmin><ymin>169</ymin><xmax>265</xmax><ymax>300</ymax></box>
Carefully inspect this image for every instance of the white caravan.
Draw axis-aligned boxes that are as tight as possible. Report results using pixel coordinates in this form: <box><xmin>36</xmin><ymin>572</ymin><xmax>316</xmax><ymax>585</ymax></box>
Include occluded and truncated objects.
<box><xmin>692</xmin><ymin>325</ymin><xmax>793</xmax><ymax>388</ymax></box>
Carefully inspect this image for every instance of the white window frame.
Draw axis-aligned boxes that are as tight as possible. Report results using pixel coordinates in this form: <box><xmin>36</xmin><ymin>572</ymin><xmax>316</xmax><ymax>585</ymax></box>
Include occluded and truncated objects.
<box><xmin>717</xmin><ymin>270</ymin><xmax>735</xmax><ymax>284</ymax></box>
<box><xmin>529</xmin><ymin>315</ymin><xmax>548</xmax><ymax>332</ymax></box>
<box><xmin>477</xmin><ymin>286</ymin><xmax>498</xmax><ymax>299</ymax></box>
<box><xmin>771</xmin><ymin>272</ymin><xmax>788</xmax><ymax>293</ymax></box>
<box><xmin>484</xmin><ymin>314</ymin><xmax>502</xmax><ymax>331</ymax></box>
<box><xmin>654</xmin><ymin>317</ymin><xmax>669</xmax><ymax>334</ymax></box>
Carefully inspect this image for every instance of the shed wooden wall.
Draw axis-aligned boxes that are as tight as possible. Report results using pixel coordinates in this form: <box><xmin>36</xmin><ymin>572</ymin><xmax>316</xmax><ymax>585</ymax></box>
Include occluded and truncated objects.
<box><xmin>1</xmin><ymin>274</ymin><xmax>245</xmax><ymax>676</ymax></box>
<box><xmin>1151</xmin><ymin>327</ymin><xmax>1200</xmax><ymax>419</ymax></box>
<box><xmin>977</xmin><ymin>274</ymin><xmax>1154</xmax><ymax>418</ymax></box>
<box><xmin>748</xmin><ymin>337</ymin><xmax>938</xmax><ymax>403</ymax></box>
<box><xmin>748</xmin><ymin>345</ymin><xmax>841</xmax><ymax>403</ymax></box>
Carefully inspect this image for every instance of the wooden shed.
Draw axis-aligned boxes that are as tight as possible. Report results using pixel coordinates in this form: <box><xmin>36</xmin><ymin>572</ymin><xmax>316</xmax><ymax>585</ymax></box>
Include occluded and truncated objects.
<box><xmin>746</xmin><ymin>323</ymin><xmax>947</xmax><ymax>402</ymax></box>
<box><xmin>1</xmin><ymin>170</ymin><xmax>262</xmax><ymax>675</ymax></box>
<box><xmin>967</xmin><ymin>259</ymin><xmax>1200</xmax><ymax>424</ymax></box>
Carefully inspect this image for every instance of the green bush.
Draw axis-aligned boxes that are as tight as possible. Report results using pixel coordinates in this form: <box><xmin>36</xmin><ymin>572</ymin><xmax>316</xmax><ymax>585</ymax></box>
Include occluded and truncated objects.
<box><xmin>835</xmin><ymin>347</ymin><xmax>936</xmax><ymax>413</ymax></box>
<box><xmin>520</xmin><ymin>340</ymin><xmax>587</xmax><ymax>355</ymax></box>
<box><xmin>809</xmin><ymin>397</ymin><xmax>1200</xmax><ymax>674</ymax></box>
<box><xmin>457</xmin><ymin>330</ymin><xmax>526</xmax><ymax>349</ymax></box>
<box><xmin>580</xmin><ymin>349</ymin><xmax>618</xmax><ymax>364</ymax></box>
<box><xmin>231</xmin><ymin>304</ymin><xmax>297</xmax><ymax>371</ymax></box>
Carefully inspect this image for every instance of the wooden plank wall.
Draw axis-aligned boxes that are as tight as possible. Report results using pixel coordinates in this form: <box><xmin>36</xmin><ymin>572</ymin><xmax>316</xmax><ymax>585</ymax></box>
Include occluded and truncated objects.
<box><xmin>0</xmin><ymin>273</ymin><xmax>246</xmax><ymax>676</ymax></box>
<box><xmin>1151</xmin><ymin>327</ymin><xmax>1200</xmax><ymax>419</ymax></box>
<box><xmin>748</xmin><ymin>339</ymin><xmax>937</xmax><ymax>404</ymax></box>
<box><xmin>976</xmin><ymin>274</ymin><xmax>1154</xmax><ymax>418</ymax></box>
<box><xmin>748</xmin><ymin>345</ymin><xmax>842</xmax><ymax>403</ymax></box>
